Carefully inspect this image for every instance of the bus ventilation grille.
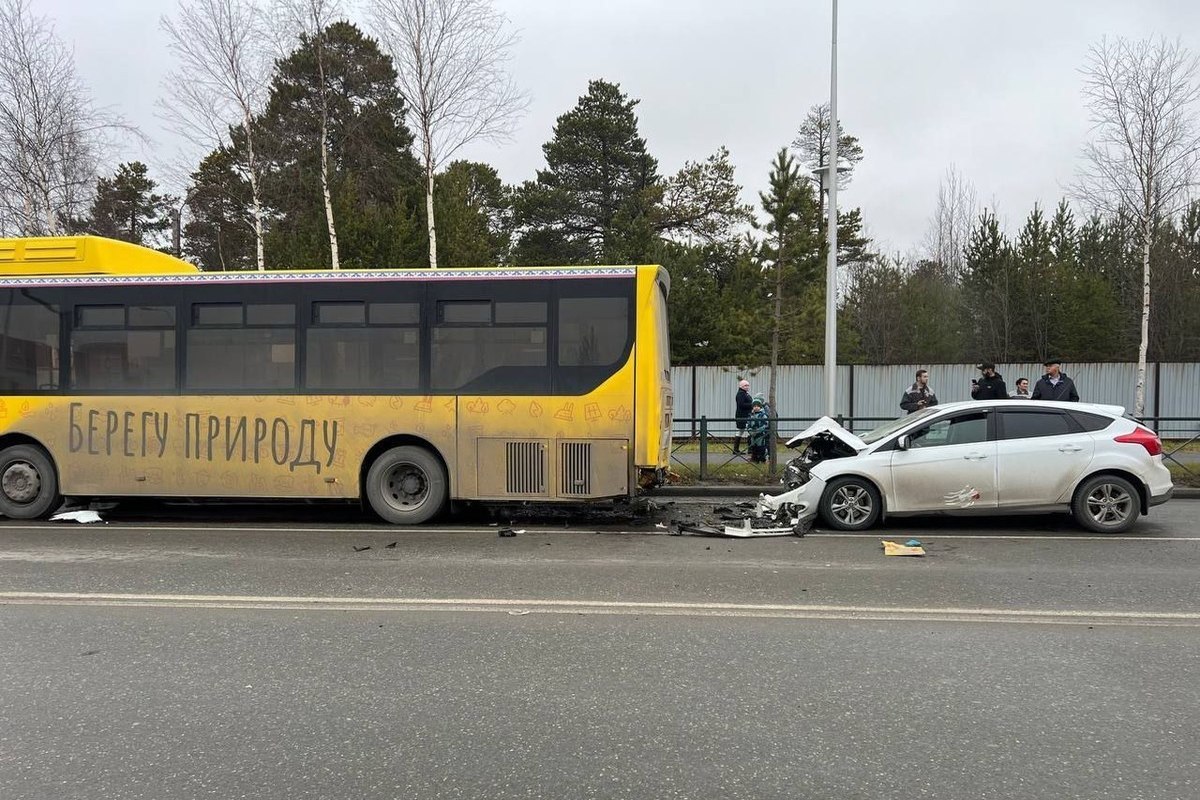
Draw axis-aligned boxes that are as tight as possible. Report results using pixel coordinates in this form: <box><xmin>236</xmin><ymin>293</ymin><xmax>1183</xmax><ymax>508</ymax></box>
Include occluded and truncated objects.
<box><xmin>560</xmin><ymin>442</ymin><xmax>592</xmax><ymax>496</ymax></box>
<box><xmin>505</xmin><ymin>441</ymin><xmax>546</xmax><ymax>495</ymax></box>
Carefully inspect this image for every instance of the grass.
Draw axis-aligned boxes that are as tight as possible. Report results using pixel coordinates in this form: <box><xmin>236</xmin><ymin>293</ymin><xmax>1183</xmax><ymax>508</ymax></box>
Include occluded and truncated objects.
<box><xmin>1168</xmin><ymin>464</ymin><xmax>1200</xmax><ymax>489</ymax></box>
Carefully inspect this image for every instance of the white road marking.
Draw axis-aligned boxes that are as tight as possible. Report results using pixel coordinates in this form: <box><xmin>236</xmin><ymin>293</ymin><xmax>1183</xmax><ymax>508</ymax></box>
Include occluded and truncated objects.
<box><xmin>2</xmin><ymin>591</ymin><xmax>1198</xmax><ymax>626</ymax></box>
<box><xmin>0</xmin><ymin>523</ymin><xmax>1197</xmax><ymax>541</ymax></box>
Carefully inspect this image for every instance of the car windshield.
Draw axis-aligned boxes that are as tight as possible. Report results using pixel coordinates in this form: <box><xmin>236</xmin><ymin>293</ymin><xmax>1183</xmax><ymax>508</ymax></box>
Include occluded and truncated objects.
<box><xmin>859</xmin><ymin>407</ymin><xmax>939</xmax><ymax>445</ymax></box>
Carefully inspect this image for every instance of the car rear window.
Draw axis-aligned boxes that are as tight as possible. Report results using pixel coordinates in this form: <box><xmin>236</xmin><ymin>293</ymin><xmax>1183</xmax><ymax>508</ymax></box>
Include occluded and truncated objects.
<box><xmin>1070</xmin><ymin>411</ymin><xmax>1115</xmax><ymax>432</ymax></box>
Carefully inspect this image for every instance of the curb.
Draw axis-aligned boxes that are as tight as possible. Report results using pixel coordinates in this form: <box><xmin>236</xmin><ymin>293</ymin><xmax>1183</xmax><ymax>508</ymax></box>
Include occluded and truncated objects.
<box><xmin>656</xmin><ymin>484</ymin><xmax>1200</xmax><ymax>500</ymax></box>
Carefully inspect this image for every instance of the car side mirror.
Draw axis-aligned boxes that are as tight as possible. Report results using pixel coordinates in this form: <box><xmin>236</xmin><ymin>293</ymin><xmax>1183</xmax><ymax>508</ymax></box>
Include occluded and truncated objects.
<box><xmin>897</xmin><ymin>435</ymin><xmax>909</xmax><ymax>451</ymax></box>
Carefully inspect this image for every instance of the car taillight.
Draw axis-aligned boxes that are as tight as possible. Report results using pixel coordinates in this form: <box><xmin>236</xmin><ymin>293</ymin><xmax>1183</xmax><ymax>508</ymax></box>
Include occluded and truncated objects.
<box><xmin>1115</xmin><ymin>427</ymin><xmax>1163</xmax><ymax>456</ymax></box>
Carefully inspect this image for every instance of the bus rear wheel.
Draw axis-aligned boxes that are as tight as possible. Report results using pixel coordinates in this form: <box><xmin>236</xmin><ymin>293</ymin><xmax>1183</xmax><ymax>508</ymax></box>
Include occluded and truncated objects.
<box><xmin>365</xmin><ymin>446</ymin><xmax>447</xmax><ymax>525</ymax></box>
<box><xmin>0</xmin><ymin>444</ymin><xmax>60</xmax><ymax>520</ymax></box>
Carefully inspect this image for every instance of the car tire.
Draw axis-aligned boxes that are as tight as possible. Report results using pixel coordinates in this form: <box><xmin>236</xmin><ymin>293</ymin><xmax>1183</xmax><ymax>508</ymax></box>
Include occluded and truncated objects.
<box><xmin>819</xmin><ymin>476</ymin><xmax>882</xmax><ymax>531</ymax></box>
<box><xmin>1072</xmin><ymin>474</ymin><xmax>1140</xmax><ymax>534</ymax></box>
<box><xmin>0</xmin><ymin>444</ymin><xmax>61</xmax><ymax>520</ymax></box>
<box><xmin>365</xmin><ymin>446</ymin><xmax>447</xmax><ymax>525</ymax></box>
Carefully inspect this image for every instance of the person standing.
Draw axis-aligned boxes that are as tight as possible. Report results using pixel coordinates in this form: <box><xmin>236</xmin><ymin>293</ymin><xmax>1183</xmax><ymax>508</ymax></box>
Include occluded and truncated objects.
<box><xmin>971</xmin><ymin>362</ymin><xmax>1009</xmax><ymax>401</ymax></box>
<box><xmin>1031</xmin><ymin>359</ymin><xmax>1080</xmax><ymax>402</ymax></box>
<box><xmin>733</xmin><ymin>379</ymin><xmax>753</xmax><ymax>454</ymax></box>
<box><xmin>1011</xmin><ymin>378</ymin><xmax>1032</xmax><ymax>399</ymax></box>
<box><xmin>746</xmin><ymin>397</ymin><xmax>769</xmax><ymax>463</ymax></box>
<box><xmin>900</xmin><ymin>369</ymin><xmax>938</xmax><ymax>414</ymax></box>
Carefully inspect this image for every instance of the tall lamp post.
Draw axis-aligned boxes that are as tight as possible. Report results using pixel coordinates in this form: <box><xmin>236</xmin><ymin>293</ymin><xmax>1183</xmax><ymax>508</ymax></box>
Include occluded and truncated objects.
<box><xmin>823</xmin><ymin>0</ymin><xmax>839</xmax><ymax>418</ymax></box>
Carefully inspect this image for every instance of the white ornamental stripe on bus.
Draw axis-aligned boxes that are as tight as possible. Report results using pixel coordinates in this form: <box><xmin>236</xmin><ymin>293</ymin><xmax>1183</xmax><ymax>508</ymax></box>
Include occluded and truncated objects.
<box><xmin>0</xmin><ymin>267</ymin><xmax>639</xmax><ymax>288</ymax></box>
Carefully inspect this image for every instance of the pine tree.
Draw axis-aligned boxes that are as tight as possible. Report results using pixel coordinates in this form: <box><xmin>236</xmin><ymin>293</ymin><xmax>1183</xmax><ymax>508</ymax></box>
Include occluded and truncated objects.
<box><xmin>256</xmin><ymin>21</ymin><xmax>422</xmax><ymax>269</ymax></box>
<box><xmin>512</xmin><ymin>80</ymin><xmax>660</xmax><ymax>265</ymax></box>
<box><xmin>183</xmin><ymin>148</ymin><xmax>256</xmax><ymax>271</ymax></box>
<box><xmin>83</xmin><ymin>162</ymin><xmax>174</xmax><ymax>247</ymax></box>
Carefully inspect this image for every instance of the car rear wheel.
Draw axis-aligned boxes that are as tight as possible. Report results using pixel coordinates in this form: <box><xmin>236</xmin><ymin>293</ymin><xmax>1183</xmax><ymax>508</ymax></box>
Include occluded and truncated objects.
<box><xmin>1072</xmin><ymin>474</ymin><xmax>1140</xmax><ymax>534</ymax></box>
<box><xmin>365</xmin><ymin>446</ymin><xmax>447</xmax><ymax>525</ymax></box>
<box><xmin>819</xmin><ymin>476</ymin><xmax>882</xmax><ymax>531</ymax></box>
<box><xmin>0</xmin><ymin>444</ymin><xmax>60</xmax><ymax>520</ymax></box>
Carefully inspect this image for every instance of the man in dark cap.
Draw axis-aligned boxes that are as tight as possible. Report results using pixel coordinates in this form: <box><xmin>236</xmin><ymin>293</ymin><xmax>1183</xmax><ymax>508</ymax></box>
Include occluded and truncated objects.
<box><xmin>1031</xmin><ymin>359</ymin><xmax>1080</xmax><ymax>401</ymax></box>
<box><xmin>970</xmin><ymin>362</ymin><xmax>1008</xmax><ymax>400</ymax></box>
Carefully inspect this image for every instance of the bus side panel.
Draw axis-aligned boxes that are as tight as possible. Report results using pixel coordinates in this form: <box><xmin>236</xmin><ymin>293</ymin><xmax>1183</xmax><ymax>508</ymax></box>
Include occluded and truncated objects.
<box><xmin>454</xmin><ymin>364</ymin><xmax>636</xmax><ymax>501</ymax></box>
<box><xmin>0</xmin><ymin>395</ymin><xmax>457</xmax><ymax>500</ymax></box>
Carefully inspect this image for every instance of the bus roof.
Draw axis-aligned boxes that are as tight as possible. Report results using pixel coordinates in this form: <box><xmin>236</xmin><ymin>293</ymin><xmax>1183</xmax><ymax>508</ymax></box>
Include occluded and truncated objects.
<box><xmin>0</xmin><ymin>236</ymin><xmax>198</xmax><ymax>276</ymax></box>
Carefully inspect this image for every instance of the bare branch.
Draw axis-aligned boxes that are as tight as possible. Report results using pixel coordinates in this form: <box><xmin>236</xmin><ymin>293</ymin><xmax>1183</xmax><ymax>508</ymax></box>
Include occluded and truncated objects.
<box><xmin>368</xmin><ymin>0</ymin><xmax>528</xmax><ymax>267</ymax></box>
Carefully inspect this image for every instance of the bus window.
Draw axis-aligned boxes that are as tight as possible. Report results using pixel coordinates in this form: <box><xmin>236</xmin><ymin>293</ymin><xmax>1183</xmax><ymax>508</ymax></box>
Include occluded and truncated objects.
<box><xmin>70</xmin><ymin>304</ymin><xmax>176</xmax><ymax>391</ymax></box>
<box><xmin>0</xmin><ymin>295</ymin><xmax>60</xmax><ymax>391</ymax></box>
<box><xmin>558</xmin><ymin>297</ymin><xmax>628</xmax><ymax>367</ymax></box>
<box><xmin>186</xmin><ymin>302</ymin><xmax>296</xmax><ymax>391</ymax></box>
<box><xmin>307</xmin><ymin>301</ymin><xmax>420</xmax><ymax>391</ymax></box>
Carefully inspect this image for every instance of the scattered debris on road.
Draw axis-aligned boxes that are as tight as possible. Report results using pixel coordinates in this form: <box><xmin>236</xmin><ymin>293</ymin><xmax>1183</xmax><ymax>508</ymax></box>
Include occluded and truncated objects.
<box><xmin>352</xmin><ymin>545</ymin><xmax>371</xmax><ymax>552</ymax></box>
<box><xmin>881</xmin><ymin>540</ymin><xmax>925</xmax><ymax>556</ymax></box>
<box><xmin>49</xmin><ymin>510</ymin><xmax>105</xmax><ymax>524</ymax></box>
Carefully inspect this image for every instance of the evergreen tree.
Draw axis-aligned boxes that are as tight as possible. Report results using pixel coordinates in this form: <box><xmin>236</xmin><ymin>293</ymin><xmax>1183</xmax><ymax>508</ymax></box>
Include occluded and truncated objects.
<box><xmin>512</xmin><ymin>80</ymin><xmax>660</xmax><ymax>265</ymax></box>
<box><xmin>83</xmin><ymin>162</ymin><xmax>174</xmax><ymax>247</ymax></box>
<box><xmin>433</xmin><ymin>160</ymin><xmax>512</xmax><ymax>266</ymax></box>
<box><xmin>256</xmin><ymin>21</ymin><xmax>423</xmax><ymax>269</ymax></box>
<box><xmin>962</xmin><ymin>209</ymin><xmax>1016</xmax><ymax>361</ymax></box>
<box><xmin>183</xmin><ymin>148</ymin><xmax>256</xmax><ymax>271</ymax></box>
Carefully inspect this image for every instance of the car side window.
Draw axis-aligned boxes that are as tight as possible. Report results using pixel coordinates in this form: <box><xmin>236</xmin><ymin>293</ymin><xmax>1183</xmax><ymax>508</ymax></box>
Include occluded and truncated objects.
<box><xmin>908</xmin><ymin>412</ymin><xmax>988</xmax><ymax>449</ymax></box>
<box><xmin>1000</xmin><ymin>411</ymin><xmax>1075</xmax><ymax>440</ymax></box>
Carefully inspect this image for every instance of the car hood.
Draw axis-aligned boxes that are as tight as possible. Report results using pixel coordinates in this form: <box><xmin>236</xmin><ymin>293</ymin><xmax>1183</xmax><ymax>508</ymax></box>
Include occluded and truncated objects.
<box><xmin>786</xmin><ymin>416</ymin><xmax>869</xmax><ymax>451</ymax></box>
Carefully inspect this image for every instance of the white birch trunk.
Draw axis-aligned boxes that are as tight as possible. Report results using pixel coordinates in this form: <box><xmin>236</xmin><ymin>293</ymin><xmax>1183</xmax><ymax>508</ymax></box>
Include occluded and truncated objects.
<box><xmin>1133</xmin><ymin>216</ymin><xmax>1152</xmax><ymax>417</ymax></box>
<box><xmin>242</xmin><ymin>115</ymin><xmax>266</xmax><ymax>272</ymax></box>
<box><xmin>320</xmin><ymin>114</ymin><xmax>339</xmax><ymax>270</ymax></box>
<box><xmin>425</xmin><ymin>164</ymin><xmax>438</xmax><ymax>269</ymax></box>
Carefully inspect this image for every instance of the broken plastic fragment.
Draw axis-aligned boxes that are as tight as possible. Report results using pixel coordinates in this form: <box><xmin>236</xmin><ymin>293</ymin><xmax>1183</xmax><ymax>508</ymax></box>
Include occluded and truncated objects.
<box><xmin>881</xmin><ymin>540</ymin><xmax>925</xmax><ymax>556</ymax></box>
<box><xmin>49</xmin><ymin>510</ymin><xmax>104</xmax><ymax>524</ymax></box>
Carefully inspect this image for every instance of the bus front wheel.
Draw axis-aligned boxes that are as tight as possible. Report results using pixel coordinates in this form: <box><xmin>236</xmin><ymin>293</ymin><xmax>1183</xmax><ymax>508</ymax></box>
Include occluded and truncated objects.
<box><xmin>0</xmin><ymin>444</ymin><xmax>60</xmax><ymax>520</ymax></box>
<box><xmin>365</xmin><ymin>446</ymin><xmax>447</xmax><ymax>525</ymax></box>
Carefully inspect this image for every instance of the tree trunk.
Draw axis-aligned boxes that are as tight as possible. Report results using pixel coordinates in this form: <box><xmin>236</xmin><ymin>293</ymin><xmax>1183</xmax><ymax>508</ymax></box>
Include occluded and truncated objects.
<box><xmin>320</xmin><ymin>115</ymin><xmax>340</xmax><ymax>270</ymax></box>
<box><xmin>242</xmin><ymin>115</ymin><xmax>265</xmax><ymax>272</ymax></box>
<box><xmin>1133</xmin><ymin>216</ymin><xmax>1152</xmax><ymax>417</ymax></box>
<box><xmin>425</xmin><ymin>164</ymin><xmax>438</xmax><ymax>269</ymax></box>
<box><xmin>316</xmin><ymin>36</ymin><xmax>339</xmax><ymax>271</ymax></box>
<box><xmin>768</xmin><ymin>234</ymin><xmax>785</xmax><ymax>473</ymax></box>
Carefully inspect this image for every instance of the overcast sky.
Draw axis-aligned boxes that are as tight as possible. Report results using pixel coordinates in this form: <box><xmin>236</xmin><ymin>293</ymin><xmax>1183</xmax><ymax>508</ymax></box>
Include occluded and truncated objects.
<box><xmin>39</xmin><ymin>0</ymin><xmax>1200</xmax><ymax>255</ymax></box>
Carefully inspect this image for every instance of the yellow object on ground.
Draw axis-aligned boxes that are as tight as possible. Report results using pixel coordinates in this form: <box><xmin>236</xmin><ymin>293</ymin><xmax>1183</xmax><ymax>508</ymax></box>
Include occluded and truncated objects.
<box><xmin>881</xmin><ymin>540</ymin><xmax>926</xmax><ymax>556</ymax></box>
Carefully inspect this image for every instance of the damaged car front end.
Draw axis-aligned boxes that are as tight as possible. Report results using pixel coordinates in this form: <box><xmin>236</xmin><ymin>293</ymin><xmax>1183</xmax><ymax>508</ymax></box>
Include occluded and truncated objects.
<box><xmin>750</xmin><ymin>417</ymin><xmax>867</xmax><ymax>531</ymax></box>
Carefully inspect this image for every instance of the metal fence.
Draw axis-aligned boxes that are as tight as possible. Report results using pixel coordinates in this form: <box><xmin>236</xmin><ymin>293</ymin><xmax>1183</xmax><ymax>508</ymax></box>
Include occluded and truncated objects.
<box><xmin>672</xmin><ymin>363</ymin><xmax>1200</xmax><ymax>438</ymax></box>
<box><xmin>669</xmin><ymin>414</ymin><xmax>1200</xmax><ymax>481</ymax></box>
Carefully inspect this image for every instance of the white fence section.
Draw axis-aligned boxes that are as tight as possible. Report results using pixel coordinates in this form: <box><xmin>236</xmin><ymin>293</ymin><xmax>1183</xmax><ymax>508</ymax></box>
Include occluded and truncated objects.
<box><xmin>670</xmin><ymin>363</ymin><xmax>1199</xmax><ymax>437</ymax></box>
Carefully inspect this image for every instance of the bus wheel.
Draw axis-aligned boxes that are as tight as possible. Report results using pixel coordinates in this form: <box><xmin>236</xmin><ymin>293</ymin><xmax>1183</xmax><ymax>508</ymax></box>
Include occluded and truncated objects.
<box><xmin>0</xmin><ymin>444</ymin><xmax>61</xmax><ymax>520</ymax></box>
<box><xmin>365</xmin><ymin>446</ymin><xmax>447</xmax><ymax>525</ymax></box>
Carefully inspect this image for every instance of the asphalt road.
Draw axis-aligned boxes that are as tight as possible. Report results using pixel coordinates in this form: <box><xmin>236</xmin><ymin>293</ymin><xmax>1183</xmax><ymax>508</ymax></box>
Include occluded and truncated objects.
<box><xmin>2</xmin><ymin>500</ymin><xmax>1199</xmax><ymax>799</ymax></box>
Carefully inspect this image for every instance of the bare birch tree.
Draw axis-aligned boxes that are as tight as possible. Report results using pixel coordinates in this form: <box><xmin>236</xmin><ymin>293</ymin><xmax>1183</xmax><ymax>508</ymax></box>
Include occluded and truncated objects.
<box><xmin>160</xmin><ymin>0</ymin><xmax>271</xmax><ymax>270</ymax></box>
<box><xmin>0</xmin><ymin>0</ymin><xmax>118</xmax><ymax>235</ymax></box>
<box><xmin>922</xmin><ymin>164</ymin><xmax>978</xmax><ymax>280</ymax></box>
<box><xmin>368</xmin><ymin>0</ymin><xmax>526</xmax><ymax>268</ymax></box>
<box><xmin>271</xmin><ymin>0</ymin><xmax>343</xmax><ymax>268</ymax></box>
<box><xmin>1076</xmin><ymin>36</ymin><xmax>1200</xmax><ymax>416</ymax></box>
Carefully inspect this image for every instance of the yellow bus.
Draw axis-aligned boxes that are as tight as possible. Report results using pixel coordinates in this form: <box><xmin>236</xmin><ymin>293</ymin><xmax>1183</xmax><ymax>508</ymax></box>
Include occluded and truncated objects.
<box><xmin>0</xmin><ymin>236</ymin><xmax>672</xmax><ymax>523</ymax></box>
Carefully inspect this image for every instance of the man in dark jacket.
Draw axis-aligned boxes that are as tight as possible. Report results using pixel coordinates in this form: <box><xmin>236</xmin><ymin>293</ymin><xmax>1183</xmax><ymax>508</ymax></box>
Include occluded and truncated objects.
<box><xmin>733</xmin><ymin>379</ymin><xmax>753</xmax><ymax>453</ymax></box>
<box><xmin>900</xmin><ymin>369</ymin><xmax>938</xmax><ymax>414</ymax></box>
<box><xmin>1031</xmin><ymin>359</ymin><xmax>1080</xmax><ymax>402</ymax></box>
<box><xmin>971</xmin><ymin>362</ymin><xmax>1008</xmax><ymax>400</ymax></box>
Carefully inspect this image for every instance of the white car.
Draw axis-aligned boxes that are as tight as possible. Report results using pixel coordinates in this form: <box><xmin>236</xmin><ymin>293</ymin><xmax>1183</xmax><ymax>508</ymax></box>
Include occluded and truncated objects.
<box><xmin>758</xmin><ymin>400</ymin><xmax>1174</xmax><ymax>534</ymax></box>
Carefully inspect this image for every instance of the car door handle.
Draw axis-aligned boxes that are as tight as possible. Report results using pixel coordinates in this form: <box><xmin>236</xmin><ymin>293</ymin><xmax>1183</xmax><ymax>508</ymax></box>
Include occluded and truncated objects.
<box><xmin>1058</xmin><ymin>445</ymin><xmax>1083</xmax><ymax>453</ymax></box>
<box><xmin>963</xmin><ymin>453</ymin><xmax>988</xmax><ymax>461</ymax></box>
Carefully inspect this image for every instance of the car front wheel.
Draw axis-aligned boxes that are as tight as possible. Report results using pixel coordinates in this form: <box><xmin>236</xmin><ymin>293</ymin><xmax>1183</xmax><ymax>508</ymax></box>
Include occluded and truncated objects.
<box><xmin>819</xmin><ymin>476</ymin><xmax>882</xmax><ymax>531</ymax></box>
<box><xmin>1072</xmin><ymin>474</ymin><xmax>1140</xmax><ymax>534</ymax></box>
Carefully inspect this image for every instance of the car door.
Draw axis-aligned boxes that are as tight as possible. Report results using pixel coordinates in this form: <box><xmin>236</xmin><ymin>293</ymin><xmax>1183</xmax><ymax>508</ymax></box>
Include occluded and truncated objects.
<box><xmin>888</xmin><ymin>410</ymin><xmax>997</xmax><ymax>513</ymax></box>
<box><xmin>995</xmin><ymin>408</ymin><xmax>1095</xmax><ymax>508</ymax></box>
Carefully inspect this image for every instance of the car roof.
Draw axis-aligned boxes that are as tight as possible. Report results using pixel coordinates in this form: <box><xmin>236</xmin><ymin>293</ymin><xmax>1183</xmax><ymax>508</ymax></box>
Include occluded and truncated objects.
<box><xmin>928</xmin><ymin>399</ymin><xmax>1125</xmax><ymax>417</ymax></box>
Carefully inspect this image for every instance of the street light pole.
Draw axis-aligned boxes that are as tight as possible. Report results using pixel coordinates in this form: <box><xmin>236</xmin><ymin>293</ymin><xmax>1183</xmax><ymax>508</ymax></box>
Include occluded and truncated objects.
<box><xmin>824</xmin><ymin>0</ymin><xmax>839</xmax><ymax>417</ymax></box>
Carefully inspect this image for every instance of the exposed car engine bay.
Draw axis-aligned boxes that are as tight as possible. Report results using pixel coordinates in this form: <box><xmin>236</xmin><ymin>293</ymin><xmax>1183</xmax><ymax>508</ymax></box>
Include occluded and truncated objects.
<box><xmin>781</xmin><ymin>432</ymin><xmax>859</xmax><ymax>489</ymax></box>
